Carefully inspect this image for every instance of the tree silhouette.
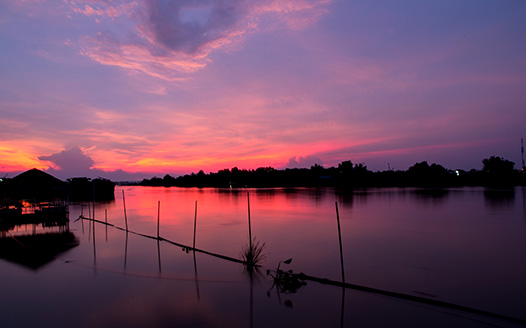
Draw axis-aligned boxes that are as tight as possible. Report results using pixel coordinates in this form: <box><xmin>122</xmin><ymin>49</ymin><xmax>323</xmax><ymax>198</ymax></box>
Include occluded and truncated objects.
<box><xmin>406</xmin><ymin>161</ymin><xmax>452</xmax><ymax>187</ymax></box>
<box><xmin>138</xmin><ymin>157</ymin><xmax>524</xmax><ymax>188</ymax></box>
<box><xmin>482</xmin><ymin>156</ymin><xmax>515</xmax><ymax>174</ymax></box>
<box><xmin>482</xmin><ymin>156</ymin><xmax>516</xmax><ymax>186</ymax></box>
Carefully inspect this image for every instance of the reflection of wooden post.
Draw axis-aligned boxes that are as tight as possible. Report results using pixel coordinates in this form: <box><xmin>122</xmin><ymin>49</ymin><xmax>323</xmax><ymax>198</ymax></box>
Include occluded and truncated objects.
<box><xmin>193</xmin><ymin>200</ymin><xmax>198</xmax><ymax>249</ymax></box>
<box><xmin>193</xmin><ymin>251</ymin><xmax>200</xmax><ymax>301</ymax></box>
<box><xmin>157</xmin><ymin>239</ymin><xmax>162</xmax><ymax>273</ymax></box>
<box><xmin>81</xmin><ymin>204</ymin><xmax>85</xmax><ymax>234</ymax></box>
<box><xmin>157</xmin><ymin>200</ymin><xmax>160</xmax><ymax>239</ymax></box>
<box><xmin>124</xmin><ymin>231</ymin><xmax>128</xmax><ymax>270</ymax></box>
<box><xmin>247</xmin><ymin>192</ymin><xmax>252</xmax><ymax>250</ymax></box>
<box><xmin>93</xmin><ymin>205</ymin><xmax>97</xmax><ymax>266</ymax></box>
<box><xmin>122</xmin><ymin>190</ymin><xmax>128</xmax><ymax>231</ymax></box>
<box><xmin>335</xmin><ymin>202</ymin><xmax>345</xmax><ymax>284</ymax></box>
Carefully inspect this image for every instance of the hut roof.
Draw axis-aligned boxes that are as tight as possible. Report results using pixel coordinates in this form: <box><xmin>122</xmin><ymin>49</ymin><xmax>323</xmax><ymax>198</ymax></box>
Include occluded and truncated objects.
<box><xmin>11</xmin><ymin>168</ymin><xmax>66</xmax><ymax>188</ymax></box>
<box><xmin>7</xmin><ymin>169</ymin><xmax>67</xmax><ymax>200</ymax></box>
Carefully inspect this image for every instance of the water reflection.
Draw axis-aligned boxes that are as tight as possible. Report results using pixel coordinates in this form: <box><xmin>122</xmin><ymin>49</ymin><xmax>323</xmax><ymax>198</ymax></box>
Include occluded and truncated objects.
<box><xmin>334</xmin><ymin>188</ymin><xmax>355</xmax><ymax>208</ymax></box>
<box><xmin>124</xmin><ymin>231</ymin><xmax>128</xmax><ymax>270</ymax></box>
<box><xmin>410</xmin><ymin>188</ymin><xmax>450</xmax><ymax>205</ymax></box>
<box><xmin>484</xmin><ymin>187</ymin><xmax>516</xmax><ymax>209</ymax></box>
<box><xmin>0</xmin><ymin>201</ymin><xmax>78</xmax><ymax>270</ymax></box>
<box><xmin>193</xmin><ymin>251</ymin><xmax>200</xmax><ymax>301</ymax></box>
<box><xmin>157</xmin><ymin>239</ymin><xmax>162</xmax><ymax>273</ymax></box>
<box><xmin>2</xmin><ymin>186</ymin><xmax>525</xmax><ymax>328</ymax></box>
<box><xmin>0</xmin><ymin>231</ymin><xmax>78</xmax><ymax>270</ymax></box>
<box><xmin>93</xmin><ymin>218</ymin><xmax>97</xmax><ymax>267</ymax></box>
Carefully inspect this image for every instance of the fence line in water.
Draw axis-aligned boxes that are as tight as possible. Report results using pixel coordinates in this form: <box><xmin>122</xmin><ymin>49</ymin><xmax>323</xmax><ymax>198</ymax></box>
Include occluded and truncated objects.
<box><xmin>78</xmin><ymin>216</ymin><xmax>245</xmax><ymax>265</ymax></box>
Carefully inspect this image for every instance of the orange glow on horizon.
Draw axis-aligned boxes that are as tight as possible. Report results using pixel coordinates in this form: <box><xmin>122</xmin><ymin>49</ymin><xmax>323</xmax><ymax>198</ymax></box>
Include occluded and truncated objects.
<box><xmin>0</xmin><ymin>144</ymin><xmax>53</xmax><ymax>173</ymax></box>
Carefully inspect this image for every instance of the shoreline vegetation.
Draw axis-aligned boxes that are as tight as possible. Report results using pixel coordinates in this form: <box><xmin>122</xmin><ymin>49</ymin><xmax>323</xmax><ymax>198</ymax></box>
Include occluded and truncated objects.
<box><xmin>1</xmin><ymin>156</ymin><xmax>525</xmax><ymax>201</ymax></box>
<box><xmin>140</xmin><ymin>156</ymin><xmax>526</xmax><ymax>188</ymax></box>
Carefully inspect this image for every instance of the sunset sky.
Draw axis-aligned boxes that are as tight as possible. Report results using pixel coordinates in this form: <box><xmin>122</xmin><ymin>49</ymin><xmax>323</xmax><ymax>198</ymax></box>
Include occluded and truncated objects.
<box><xmin>1</xmin><ymin>0</ymin><xmax>525</xmax><ymax>180</ymax></box>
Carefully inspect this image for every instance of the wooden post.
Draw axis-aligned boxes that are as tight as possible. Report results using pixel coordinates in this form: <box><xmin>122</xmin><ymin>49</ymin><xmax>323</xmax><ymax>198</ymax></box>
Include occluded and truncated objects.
<box><xmin>122</xmin><ymin>190</ymin><xmax>128</xmax><ymax>231</ymax></box>
<box><xmin>335</xmin><ymin>201</ymin><xmax>345</xmax><ymax>284</ymax></box>
<box><xmin>193</xmin><ymin>200</ymin><xmax>198</xmax><ymax>249</ymax></box>
<box><xmin>92</xmin><ymin>181</ymin><xmax>95</xmax><ymax>221</ymax></box>
<box><xmin>247</xmin><ymin>192</ymin><xmax>252</xmax><ymax>250</ymax></box>
<box><xmin>105</xmin><ymin>208</ymin><xmax>108</xmax><ymax>242</ymax></box>
<box><xmin>157</xmin><ymin>200</ymin><xmax>160</xmax><ymax>239</ymax></box>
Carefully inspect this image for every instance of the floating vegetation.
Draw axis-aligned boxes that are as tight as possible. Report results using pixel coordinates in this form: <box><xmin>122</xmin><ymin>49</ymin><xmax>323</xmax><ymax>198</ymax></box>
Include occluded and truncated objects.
<box><xmin>267</xmin><ymin>259</ymin><xmax>306</xmax><ymax>294</ymax></box>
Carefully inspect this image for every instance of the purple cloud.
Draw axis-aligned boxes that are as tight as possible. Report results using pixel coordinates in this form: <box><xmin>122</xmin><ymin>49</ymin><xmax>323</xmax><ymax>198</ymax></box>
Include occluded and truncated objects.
<box><xmin>139</xmin><ymin>0</ymin><xmax>248</xmax><ymax>56</ymax></box>
<box><xmin>285</xmin><ymin>155</ymin><xmax>323</xmax><ymax>168</ymax></box>
<box><xmin>73</xmin><ymin>0</ymin><xmax>331</xmax><ymax>79</ymax></box>
<box><xmin>39</xmin><ymin>147</ymin><xmax>94</xmax><ymax>173</ymax></box>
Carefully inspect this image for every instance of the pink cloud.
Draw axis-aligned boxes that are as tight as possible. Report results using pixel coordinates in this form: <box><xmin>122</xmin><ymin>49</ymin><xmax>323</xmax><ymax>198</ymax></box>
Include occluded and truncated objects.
<box><xmin>254</xmin><ymin>0</ymin><xmax>331</xmax><ymax>29</ymax></box>
<box><xmin>80</xmin><ymin>33</ymin><xmax>205</xmax><ymax>81</ymax></box>
<box><xmin>68</xmin><ymin>1</ymin><xmax>138</xmax><ymax>18</ymax></box>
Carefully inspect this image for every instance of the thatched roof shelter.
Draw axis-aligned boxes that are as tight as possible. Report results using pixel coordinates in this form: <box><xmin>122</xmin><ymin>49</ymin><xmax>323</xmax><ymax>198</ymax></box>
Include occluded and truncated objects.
<box><xmin>6</xmin><ymin>168</ymin><xmax>67</xmax><ymax>200</ymax></box>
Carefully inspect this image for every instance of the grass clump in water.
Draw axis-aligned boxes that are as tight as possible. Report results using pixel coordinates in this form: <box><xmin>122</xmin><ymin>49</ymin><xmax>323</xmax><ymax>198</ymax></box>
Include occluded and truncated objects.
<box><xmin>241</xmin><ymin>238</ymin><xmax>266</xmax><ymax>268</ymax></box>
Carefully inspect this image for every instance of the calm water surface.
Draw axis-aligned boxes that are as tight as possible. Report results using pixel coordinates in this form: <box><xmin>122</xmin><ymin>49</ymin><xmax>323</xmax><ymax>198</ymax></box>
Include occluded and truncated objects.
<box><xmin>1</xmin><ymin>186</ymin><xmax>525</xmax><ymax>327</ymax></box>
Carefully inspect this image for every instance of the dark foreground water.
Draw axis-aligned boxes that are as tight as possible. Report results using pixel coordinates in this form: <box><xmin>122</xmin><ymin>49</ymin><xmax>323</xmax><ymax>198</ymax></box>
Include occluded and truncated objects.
<box><xmin>1</xmin><ymin>186</ymin><xmax>525</xmax><ymax>327</ymax></box>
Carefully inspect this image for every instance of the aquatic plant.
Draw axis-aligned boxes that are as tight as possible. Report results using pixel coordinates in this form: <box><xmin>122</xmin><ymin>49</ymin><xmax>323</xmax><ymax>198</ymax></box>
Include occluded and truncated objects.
<box><xmin>241</xmin><ymin>238</ymin><xmax>266</xmax><ymax>268</ymax></box>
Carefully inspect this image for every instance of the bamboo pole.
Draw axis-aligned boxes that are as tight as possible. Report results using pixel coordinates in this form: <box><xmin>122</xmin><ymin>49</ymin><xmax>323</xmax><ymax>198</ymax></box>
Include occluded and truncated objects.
<box><xmin>288</xmin><ymin>271</ymin><xmax>526</xmax><ymax>325</ymax></box>
<box><xmin>193</xmin><ymin>200</ymin><xmax>198</xmax><ymax>249</ymax></box>
<box><xmin>122</xmin><ymin>190</ymin><xmax>128</xmax><ymax>231</ymax></box>
<box><xmin>335</xmin><ymin>201</ymin><xmax>345</xmax><ymax>284</ymax></box>
<box><xmin>157</xmin><ymin>200</ymin><xmax>160</xmax><ymax>239</ymax></box>
<box><xmin>247</xmin><ymin>192</ymin><xmax>252</xmax><ymax>250</ymax></box>
<box><xmin>92</xmin><ymin>181</ymin><xmax>95</xmax><ymax>221</ymax></box>
<box><xmin>105</xmin><ymin>208</ymin><xmax>108</xmax><ymax>242</ymax></box>
<box><xmin>84</xmin><ymin>216</ymin><xmax>246</xmax><ymax>264</ymax></box>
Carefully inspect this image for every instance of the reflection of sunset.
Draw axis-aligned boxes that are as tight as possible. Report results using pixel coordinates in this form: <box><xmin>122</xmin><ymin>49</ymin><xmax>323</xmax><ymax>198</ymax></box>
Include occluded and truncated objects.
<box><xmin>74</xmin><ymin>186</ymin><xmax>526</xmax><ymax>305</ymax></box>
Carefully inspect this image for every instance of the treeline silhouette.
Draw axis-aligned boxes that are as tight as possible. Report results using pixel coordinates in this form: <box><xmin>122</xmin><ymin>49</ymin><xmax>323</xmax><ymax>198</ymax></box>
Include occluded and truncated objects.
<box><xmin>140</xmin><ymin>156</ymin><xmax>525</xmax><ymax>188</ymax></box>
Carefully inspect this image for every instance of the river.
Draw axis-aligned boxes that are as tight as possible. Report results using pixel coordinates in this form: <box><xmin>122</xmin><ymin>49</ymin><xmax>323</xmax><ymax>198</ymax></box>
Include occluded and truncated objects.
<box><xmin>1</xmin><ymin>186</ymin><xmax>525</xmax><ymax>327</ymax></box>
